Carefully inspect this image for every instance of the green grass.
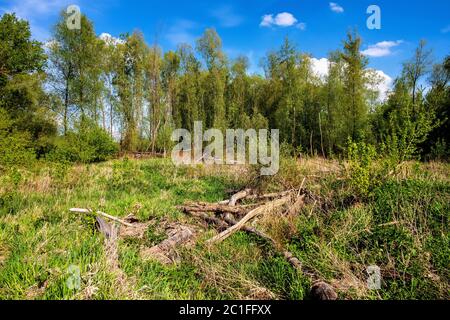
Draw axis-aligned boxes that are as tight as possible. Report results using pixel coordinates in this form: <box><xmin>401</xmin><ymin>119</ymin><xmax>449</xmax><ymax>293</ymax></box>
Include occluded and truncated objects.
<box><xmin>0</xmin><ymin>158</ymin><xmax>448</xmax><ymax>300</ymax></box>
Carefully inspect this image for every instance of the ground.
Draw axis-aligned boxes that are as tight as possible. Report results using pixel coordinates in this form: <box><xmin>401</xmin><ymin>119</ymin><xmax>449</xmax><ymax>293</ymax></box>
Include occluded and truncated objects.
<box><xmin>0</xmin><ymin>157</ymin><xmax>448</xmax><ymax>300</ymax></box>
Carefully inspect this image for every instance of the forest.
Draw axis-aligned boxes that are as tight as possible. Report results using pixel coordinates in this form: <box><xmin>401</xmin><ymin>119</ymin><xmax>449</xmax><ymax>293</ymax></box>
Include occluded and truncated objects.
<box><xmin>1</xmin><ymin>12</ymin><xmax>449</xmax><ymax>163</ymax></box>
<box><xmin>0</xmin><ymin>10</ymin><xmax>449</xmax><ymax>300</ymax></box>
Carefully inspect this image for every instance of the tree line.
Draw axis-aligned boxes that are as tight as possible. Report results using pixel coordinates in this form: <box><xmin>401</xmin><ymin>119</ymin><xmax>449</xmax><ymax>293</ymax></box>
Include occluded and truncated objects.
<box><xmin>0</xmin><ymin>11</ymin><xmax>449</xmax><ymax>166</ymax></box>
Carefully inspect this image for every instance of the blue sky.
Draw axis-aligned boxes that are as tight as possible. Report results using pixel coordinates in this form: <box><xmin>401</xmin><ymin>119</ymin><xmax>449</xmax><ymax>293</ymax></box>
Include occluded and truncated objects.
<box><xmin>1</xmin><ymin>0</ymin><xmax>449</xmax><ymax>83</ymax></box>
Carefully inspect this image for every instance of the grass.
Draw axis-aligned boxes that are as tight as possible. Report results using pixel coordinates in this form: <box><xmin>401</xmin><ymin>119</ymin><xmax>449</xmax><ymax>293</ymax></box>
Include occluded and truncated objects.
<box><xmin>0</xmin><ymin>157</ymin><xmax>448</xmax><ymax>300</ymax></box>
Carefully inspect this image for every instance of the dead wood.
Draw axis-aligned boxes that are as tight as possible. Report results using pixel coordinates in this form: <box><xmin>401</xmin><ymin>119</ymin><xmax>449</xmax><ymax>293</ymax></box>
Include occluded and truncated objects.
<box><xmin>70</xmin><ymin>208</ymin><xmax>134</xmax><ymax>227</ymax></box>
<box><xmin>141</xmin><ymin>225</ymin><xmax>196</xmax><ymax>264</ymax></box>
<box><xmin>245</xmin><ymin>190</ymin><xmax>294</xmax><ymax>202</ymax></box>
<box><xmin>207</xmin><ymin>196</ymin><xmax>291</xmax><ymax>244</ymax></box>
<box><xmin>96</xmin><ymin>216</ymin><xmax>115</xmax><ymax>240</ymax></box>
<box><xmin>288</xmin><ymin>194</ymin><xmax>306</xmax><ymax>216</ymax></box>
<box><xmin>229</xmin><ymin>189</ymin><xmax>252</xmax><ymax>206</ymax></box>
<box><xmin>178</xmin><ymin>203</ymin><xmax>245</xmax><ymax>215</ymax></box>
<box><xmin>187</xmin><ymin>211</ymin><xmax>229</xmax><ymax>232</ymax></box>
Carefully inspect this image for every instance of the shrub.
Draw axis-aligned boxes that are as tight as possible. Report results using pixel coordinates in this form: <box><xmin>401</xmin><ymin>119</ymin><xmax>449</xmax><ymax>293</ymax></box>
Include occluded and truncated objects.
<box><xmin>347</xmin><ymin>140</ymin><xmax>378</xmax><ymax>198</ymax></box>
<box><xmin>47</xmin><ymin>118</ymin><xmax>118</xmax><ymax>164</ymax></box>
<box><xmin>0</xmin><ymin>108</ymin><xmax>35</xmax><ymax>169</ymax></box>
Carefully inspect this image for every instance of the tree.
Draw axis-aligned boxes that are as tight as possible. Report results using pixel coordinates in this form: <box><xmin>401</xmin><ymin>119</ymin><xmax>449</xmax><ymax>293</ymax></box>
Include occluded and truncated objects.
<box><xmin>0</xmin><ymin>13</ymin><xmax>45</xmax><ymax>87</ymax></box>
<box><xmin>162</xmin><ymin>50</ymin><xmax>180</xmax><ymax>126</ymax></box>
<box><xmin>423</xmin><ymin>55</ymin><xmax>450</xmax><ymax>158</ymax></box>
<box><xmin>227</xmin><ymin>56</ymin><xmax>250</xmax><ymax>128</ymax></box>
<box><xmin>402</xmin><ymin>40</ymin><xmax>432</xmax><ymax>106</ymax></box>
<box><xmin>145</xmin><ymin>43</ymin><xmax>163</xmax><ymax>152</ymax></box>
<box><xmin>340</xmin><ymin>31</ymin><xmax>369</xmax><ymax>142</ymax></box>
<box><xmin>99</xmin><ymin>34</ymin><xmax>121</xmax><ymax>137</ymax></box>
<box><xmin>113</xmin><ymin>32</ymin><xmax>147</xmax><ymax>151</ymax></box>
<box><xmin>196</xmin><ymin>29</ymin><xmax>227</xmax><ymax>130</ymax></box>
<box><xmin>48</xmin><ymin>12</ymin><xmax>104</xmax><ymax>132</ymax></box>
<box><xmin>176</xmin><ymin>44</ymin><xmax>202</xmax><ymax>132</ymax></box>
<box><xmin>0</xmin><ymin>13</ymin><xmax>56</xmax><ymax>157</ymax></box>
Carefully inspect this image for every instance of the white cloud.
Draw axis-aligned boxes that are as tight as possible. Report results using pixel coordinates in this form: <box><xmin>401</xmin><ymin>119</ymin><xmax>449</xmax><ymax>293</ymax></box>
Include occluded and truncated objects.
<box><xmin>260</xmin><ymin>14</ymin><xmax>274</xmax><ymax>27</ymax></box>
<box><xmin>441</xmin><ymin>25</ymin><xmax>450</xmax><ymax>33</ymax></box>
<box><xmin>329</xmin><ymin>2</ymin><xmax>344</xmax><ymax>14</ymax></box>
<box><xmin>361</xmin><ymin>40</ymin><xmax>403</xmax><ymax>57</ymax></box>
<box><xmin>274</xmin><ymin>12</ymin><xmax>297</xmax><ymax>27</ymax></box>
<box><xmin>211</xmin><ymin>6</ymin><xmax>243</xmax><ymax>28</ymax></box>
<box><xmin>260</xmin><ymin>12</ymin><xmax>305</xmax><ymax>29</ymax></box>
<box><xmin>311</xmin><ymin>58</ymin><xmax>330</xmax><ymax>79</ymax></box>
<box><xmin>99</xmin><ymin>33</ymin><xmax>124</xmax><ymax>46</ymax></box>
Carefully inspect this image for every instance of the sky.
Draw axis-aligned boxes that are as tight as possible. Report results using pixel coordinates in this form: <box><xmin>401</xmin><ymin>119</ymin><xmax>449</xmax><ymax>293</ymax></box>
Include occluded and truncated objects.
<box><xmin>1</xmin><ymin>0</ymin><xmax>449</xmax><ymax>93</ymax></box>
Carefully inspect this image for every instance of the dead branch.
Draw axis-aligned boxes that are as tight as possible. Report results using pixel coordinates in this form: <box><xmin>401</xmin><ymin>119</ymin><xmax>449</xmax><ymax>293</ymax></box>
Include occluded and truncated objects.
<box><xmin>245</xmin><ymin>190</ymin><xmax>294</xmax><ymax>202</ymax></box>
<box><xmin>187</xmin><ymin>211</ymin><xmax>229</xmax><ymax>232</ymax></box>
<box><xmin>141</xmin><ymin>226</ymin><xmax>196</xmax><ymax>264</ymax></box>
<box><xmin>207</xmin><ymin>196</ymin><xmax>291</xmax><ymax>244</ymax></box>
<box><xmin>70</xmin><ymin>208</ymin><xmax>135</xmax><ymax>227</ymax></box>
<box><xmin>177</xmin><ymin>203</ymin><xmax>245</xmax><ymax>215</ymax></box>
<box><xmin>229</xmin><ymin>189</ymin><xmax>252</xmax><ymax>206</ymax></box>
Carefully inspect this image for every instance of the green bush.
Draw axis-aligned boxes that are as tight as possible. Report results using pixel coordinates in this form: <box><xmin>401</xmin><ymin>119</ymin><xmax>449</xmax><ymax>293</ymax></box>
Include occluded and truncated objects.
<box><xmin>347</xmin><ymin>140</ymin><xmax>378</xmax><ymax>198</ymax></box>
<box><xmin>0</xmin><ymin>108</ymin><xmax>35</xmax><ymax>169</ymax></box>
<box><xmin>47</xmin><ymin>119</ymin><xmax>118</xmax><ymax>164</ymax></box>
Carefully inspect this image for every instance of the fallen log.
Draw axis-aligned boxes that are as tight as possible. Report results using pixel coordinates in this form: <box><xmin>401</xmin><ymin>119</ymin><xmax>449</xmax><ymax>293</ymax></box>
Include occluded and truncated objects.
<box><xmin>207</xmin><ymin>196</ymin><xmax>291</xmax><ymax>244</ymax></box>
<box><xmin>229</xmin><ymin>189</ymin><xmax>252</xmax><ymax>206</ymax></box>
<box><xmin>219</xmin><ymin>189</ymin><xmax>297</xmax><ymax>206</ymax></box>
<box><xmin>141</xmin><ymin>225</ymin><xmax>196</xmax><ymax>264</ymax></box>
<box><xmin>70</xmin><ymin>208</ymin><xmax>135</xmax><ymax>227</ymax></box>
<box><xmin>178</xmin><ymin>203</ymin><xmax>245</xmax><ymax>215</ymax></box>
<box><xmin>187</xmin><ymin>211</ymin><xmax>229</xmax><ymax>232</ymax></box>
<box><xmin>245</xmin><ymin>190</ymin><xmax>295</xmax><ymax>202</ymax></box>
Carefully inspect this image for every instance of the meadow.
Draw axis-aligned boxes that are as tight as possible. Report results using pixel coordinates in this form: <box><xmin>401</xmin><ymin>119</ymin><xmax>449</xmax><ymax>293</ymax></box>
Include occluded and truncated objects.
<box><xmin>0</xmin><ymin>156</ymin><xmax>448</xmax><ymax>300</ymax></box>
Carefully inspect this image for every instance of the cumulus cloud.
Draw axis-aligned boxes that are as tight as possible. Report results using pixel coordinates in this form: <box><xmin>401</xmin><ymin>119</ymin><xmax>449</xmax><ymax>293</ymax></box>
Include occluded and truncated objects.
<box><xmin>260</xmin><ymin>12</ymin><xmax>305</xmax><ymax>30</ymax></box>
<box><xmin>260</xmin><ymin>15</ymin><xmax>274</xmax><ymax>27</ymax></box>
<box><xmin>329</xmin><ymin>2</ymin><xmax>344</xmax><ymax>14</ymax></box>
<box><xmin>361</xmin><ymin>40</ymin><xmax>403</xmax><ymax>57</ymax></box>
<box><xmin>99</xmin><ymin>33</ymin><xmax>124</xmax><ymax>46</ymax></box>
<box><xmin>311</xmin><ymin>58</ymin><xmax>330</xmax><ymax>79</ymax></box>
<box><xmin>274</xmin><ymin>12</ymin><xmax>298</xmax><ymax>26</ymax></box>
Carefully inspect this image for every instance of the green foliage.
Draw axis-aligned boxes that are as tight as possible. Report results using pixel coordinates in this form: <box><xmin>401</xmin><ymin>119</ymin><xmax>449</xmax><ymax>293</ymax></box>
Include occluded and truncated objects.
<box><xmin>377</xmin><ymin>80</ymin><xmax>437</xmax><ymax>162</ymax></box>
<box><xmin>0</xmin><ymin>109</ymin><xmax>35</xmax><ymax>169</ymax></box>
<box><xmin>48</xmin><ymin>119</ymin><xmax>118</xmax><ymax>164</ymax></box>
<box><xmin>347</xmin><ymin>140</ymin><xmax>377</xmax><ymax>198</ymax></box>
<box><xmin>430</xmin><ymin>139</ymin><xmax>450</xmax><ymax>160</ymax></box>
<box><xmin>0</xmin><ymin>13</ymin><xmax>56</xmax><ymax>162</ymax></box>
<box><xmin>0</xmin><ymin>13</ymin><xmax>45</xmax><ymax>81</ymax></box>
